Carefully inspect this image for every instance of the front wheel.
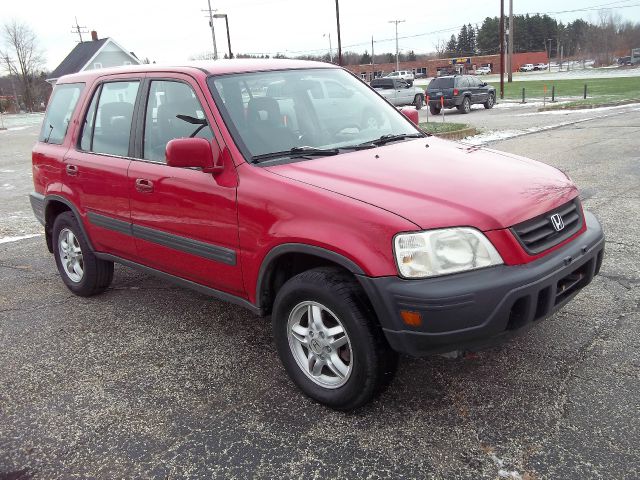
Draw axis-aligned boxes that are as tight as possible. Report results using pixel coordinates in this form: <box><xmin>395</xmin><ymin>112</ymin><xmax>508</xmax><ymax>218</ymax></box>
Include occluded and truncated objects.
<box><xmin>272</xmin><ymin>267</ymin><xmax>398</xmax><ymax>410</ymax></box>
<box><xmin>414</xmin><ymin>94</ymin><xmax>423</xmax><ymax>110</ymax></box>
<box><xmin>484</xmin><ymin>93</ymin><xmax>495</xmax><ymax>109</ymax></box>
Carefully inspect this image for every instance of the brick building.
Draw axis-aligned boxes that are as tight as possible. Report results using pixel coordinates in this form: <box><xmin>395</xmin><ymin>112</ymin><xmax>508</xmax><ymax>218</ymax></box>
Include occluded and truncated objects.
<box><xmin>345</xmin><ymin>52</ymin><xmax>549</xmax><ymax>81</ymax></box>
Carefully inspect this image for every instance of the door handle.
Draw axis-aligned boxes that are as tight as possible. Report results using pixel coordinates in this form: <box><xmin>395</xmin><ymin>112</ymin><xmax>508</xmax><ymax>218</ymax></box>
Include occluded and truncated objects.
<box><xmin>135</xmin><ymin>178</ymin><xmax>154</xmax><ymax>193</ymax></box>
<box><xmin>65</xmin><ymin>164</ymin><xmax>78</xmax><ymax>176</ymax></box>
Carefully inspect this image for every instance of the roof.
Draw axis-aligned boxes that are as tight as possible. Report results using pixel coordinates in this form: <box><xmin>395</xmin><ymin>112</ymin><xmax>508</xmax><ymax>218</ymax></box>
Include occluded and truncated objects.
<box><xmin>48</xmin><ymin>39</ymin><xmax>108</xmax><ymax>80</ymax></box>
<box><xmin>55</xmin><ymin>59</ymin><xmax>338</xmax><ymax>84</ymax></box>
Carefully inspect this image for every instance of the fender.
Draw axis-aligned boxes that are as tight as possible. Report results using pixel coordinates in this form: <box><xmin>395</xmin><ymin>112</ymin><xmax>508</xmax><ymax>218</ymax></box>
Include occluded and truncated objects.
<box><xmin>255</xmin><ymin>243</ymin><xmax>366</xmax><ymax>310</ymax></box>
<box><xmin>39</xmin><ymin>193</ymin><xmax>95</xmax><ymax>253</ymax></box>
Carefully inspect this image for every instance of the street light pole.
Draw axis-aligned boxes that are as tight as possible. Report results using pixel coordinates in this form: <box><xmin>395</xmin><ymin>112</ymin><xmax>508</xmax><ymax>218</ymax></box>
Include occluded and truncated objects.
<box><xmin>206</xmin><ymin>0</ymin><xmax>218</xmax><ymax>60</ymax></box>
<box><xmin>388</xmin><ymin>19</ymin><xmax>405</xmax><ymax>71</ymax></box>
<box><xmin>335</xmin><ymin>0</ymin><xmax>342</xmax><ymax>66</ymax></box>
<box><xmin>213</xmin><ymin>14</ymin><xmax>232</xmax><ymax>58</ymax></box>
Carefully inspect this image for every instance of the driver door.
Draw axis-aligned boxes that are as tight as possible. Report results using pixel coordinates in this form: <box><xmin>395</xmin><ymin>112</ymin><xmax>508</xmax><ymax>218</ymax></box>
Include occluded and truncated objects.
<box><xmin>128</xmin><ymin>74</ymin><xmax>243</xmax><ymax>295</ymax></box>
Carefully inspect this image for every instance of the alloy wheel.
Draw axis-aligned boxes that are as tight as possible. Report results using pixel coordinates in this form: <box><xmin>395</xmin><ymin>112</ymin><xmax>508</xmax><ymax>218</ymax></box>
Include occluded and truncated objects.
<box><xmin>287</xmin><ymin>300</ymin><xmax>353</xmax><ymax>389</ymax></box>
<box><xmin>58</xmin><ymin>228</ymin><xmax>84</xmax><ymax>282</ymax></box>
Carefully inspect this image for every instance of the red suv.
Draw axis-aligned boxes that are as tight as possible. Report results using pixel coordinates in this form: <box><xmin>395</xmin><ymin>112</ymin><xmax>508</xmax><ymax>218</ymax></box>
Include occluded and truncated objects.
<box><xmin>30</xmin><ymin>60</ymin><xmax>605</xmax><ymax>410</ymax></box>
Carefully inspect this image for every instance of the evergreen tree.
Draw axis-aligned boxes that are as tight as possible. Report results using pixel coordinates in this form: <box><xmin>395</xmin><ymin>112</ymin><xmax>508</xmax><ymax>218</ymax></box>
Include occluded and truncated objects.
<box><xmin>360</xmin><ymin>50</ymin><xmax>372</xmax><ymax>64</ymax></box>
<box><xmin>446</xmin><ymin>34</ymin><xmax>457</xmax><ymax>57</ymax></box>
<box><xmin>457</xmin><ymin>24</ymin><xmax>469</xmax><ymax>55</ymax></box>
<box><xmin>467</xmin><ymin>24</ymin><xmax>477</xmax><ymax>55</ymax></box>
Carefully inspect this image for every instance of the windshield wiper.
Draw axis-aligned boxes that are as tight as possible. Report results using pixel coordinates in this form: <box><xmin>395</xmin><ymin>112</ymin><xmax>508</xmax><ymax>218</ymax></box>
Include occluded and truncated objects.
<box><xmin>369</xmin><ymin>133</ymin><xmax>425</xmax><ymax>146</ymax></box>
<box><xmin>251</xmin><ymin>146</ymin><xmax>340</xmax><ymax>163</ymax></box>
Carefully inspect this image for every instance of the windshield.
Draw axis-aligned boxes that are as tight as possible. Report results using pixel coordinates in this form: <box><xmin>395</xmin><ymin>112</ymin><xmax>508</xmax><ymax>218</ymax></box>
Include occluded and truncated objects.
<box><xmin>207</xmin><ymin>68</ymin><xmax>420</xmax><ymax>162</ymax></box>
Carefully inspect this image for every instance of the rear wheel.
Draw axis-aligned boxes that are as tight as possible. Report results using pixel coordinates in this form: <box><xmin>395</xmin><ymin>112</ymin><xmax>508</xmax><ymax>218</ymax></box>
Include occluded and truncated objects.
<box><xmin>429</xmin><ymin>104</ymin><xmax>441</xmax><ymax>115</ymax></box>
<box><xmin>53</xmin><ymin>212</ymin><xmax>113</xmax><ymax>296</ymax></box>
<box><xmin>272</xmin><ymin>267</ymin><xmax>398</xmax><ymax>410</ymax></box>
<box><xmin>458</xmin><ymin>96</ymin><xmax>471</xmax><ymax>114</ymax></box>
<box><xmin>484</xmin><ymin>93</ymin><xmax>495</xmax><ymax>109</ymax></box>
<box><xmin>414</xmin><ymin>94</ymin><xmax>423</xmax><ymax>110</ymax></box>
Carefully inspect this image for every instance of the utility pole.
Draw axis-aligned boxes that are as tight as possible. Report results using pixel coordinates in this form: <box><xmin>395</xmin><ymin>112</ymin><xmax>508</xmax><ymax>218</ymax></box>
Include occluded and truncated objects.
<box><xmin>204</xmin><ymin>0</ymin><xmax>218</xmax><ymax>60</ymax></box>
<box><xmin>507</xmin><ymin>0</ymin><xmax>513</xmax><ymax>82</ymax></box>
<box><xmin>71</xmin><ymin>17</ymin><xmax>88</xmax><ymax>42</ymax></box>
<box><xmin>499</xmin><ymin>0</ymin><xmax>505</xmax><ymax>99</ymax></box>
<box><xmin>371</xmin><ymin>36</ymin><xmax>375</xmax><ymax>80</ymax></box>
<box><xmin>335</xmin><ymin>0</ymin><xmax>342</xmax><ymax>66</ymax></box>
<box><xmin>323</xmin><ymin>33</ymin><xmax>333</xmax><ymax>63</ymax></box>
<box><xmin>547</xmin><ymin>38</ymin><xmax>553</xmax><ymax>71</ymax></box>
<box><xmin>388</xmin><ymin>19</ymin><xmax>405</xmax><ymax>71</ymax></box>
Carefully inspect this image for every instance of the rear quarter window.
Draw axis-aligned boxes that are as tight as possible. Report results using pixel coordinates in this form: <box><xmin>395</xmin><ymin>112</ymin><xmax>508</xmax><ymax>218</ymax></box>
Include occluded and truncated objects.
<box><xmin>39</xmin><ymin>83</ymin><xmax>84</xmax><ymax>144</ymax></box>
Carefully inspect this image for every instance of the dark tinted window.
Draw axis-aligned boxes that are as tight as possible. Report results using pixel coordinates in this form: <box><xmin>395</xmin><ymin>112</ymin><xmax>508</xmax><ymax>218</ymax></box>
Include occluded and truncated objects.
<box><xmin>39</xmin><ymin>83</ymin><xmax>84</xmax><ymax>144</ymax></box>
<box><xmin>428</xmin><ymin>77</ymin><xmax>454</xmax><ymax>89</ymax></box>
<box><xmin>143</xmin><ymin>80</ymin><xmax>213</xmax><ymax>163</ymax></box>
<box><xmin>370</xmin><ymin>79</ymin><xmax>395</xmax><ymax>89</ymax></box>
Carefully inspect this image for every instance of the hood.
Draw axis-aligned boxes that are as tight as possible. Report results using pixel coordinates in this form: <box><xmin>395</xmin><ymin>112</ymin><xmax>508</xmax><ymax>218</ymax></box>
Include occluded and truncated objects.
<box><xmin>265</xmin><ymin>137</ymin><xmax>578</xmax><ymax>231</ymax></box>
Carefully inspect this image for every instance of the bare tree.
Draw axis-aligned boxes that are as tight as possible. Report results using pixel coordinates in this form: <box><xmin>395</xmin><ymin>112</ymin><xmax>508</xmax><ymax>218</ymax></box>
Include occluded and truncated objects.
<box><xmin>0</xmin><ymin>20</ymin><xmax>45</xmax><ymax>112</ymax></box>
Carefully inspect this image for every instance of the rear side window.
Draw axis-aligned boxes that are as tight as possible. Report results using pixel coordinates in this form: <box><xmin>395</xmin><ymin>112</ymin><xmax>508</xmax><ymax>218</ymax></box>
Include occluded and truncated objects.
<box><xmin>428</xmin><ymin>78</ymin><xmax>454</xmax><ymax>90</ymax></box>
<box><xmin>39</xmin><ymin>83</ymin><xmax>84</xmax><ymax>144</ymax></box>
<box><xmin>79</xmin><ymin>81</ymin><xmax>140</xmax><ymax>157</ymax></box>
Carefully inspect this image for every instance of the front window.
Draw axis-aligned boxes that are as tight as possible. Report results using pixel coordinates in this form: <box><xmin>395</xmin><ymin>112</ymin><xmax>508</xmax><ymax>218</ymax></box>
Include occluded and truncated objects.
<box><xmin>208</xmin><ymin>68</ymin><xmax>420</xmax><ymax>162</ymax></box>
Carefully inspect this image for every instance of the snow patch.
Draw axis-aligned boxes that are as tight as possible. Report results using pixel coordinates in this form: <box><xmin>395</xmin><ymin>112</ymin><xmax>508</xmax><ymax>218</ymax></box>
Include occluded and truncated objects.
<box><xmin>0</xmin><ymin>234</ymin><xmax>42</xmax><ymax>244</ymax></box>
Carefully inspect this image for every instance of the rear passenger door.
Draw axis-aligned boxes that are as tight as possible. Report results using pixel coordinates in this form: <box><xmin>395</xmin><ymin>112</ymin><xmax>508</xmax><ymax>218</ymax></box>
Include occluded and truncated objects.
<box><xmin>64</xmin><ymin>74</ymin><xmax>142</xmax><ymax>259</ymax></box>
<box><xmin>127</xmin><ymin>75</ymin><xmax>244</xmax><ymax>295</ymax></box>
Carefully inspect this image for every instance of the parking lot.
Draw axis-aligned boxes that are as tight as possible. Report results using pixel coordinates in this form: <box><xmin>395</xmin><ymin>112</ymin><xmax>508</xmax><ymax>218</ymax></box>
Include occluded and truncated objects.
<box><xmin>1</xmin><ymin>106</ymin><xmax>639</xmax><ymax>479</ymax></box>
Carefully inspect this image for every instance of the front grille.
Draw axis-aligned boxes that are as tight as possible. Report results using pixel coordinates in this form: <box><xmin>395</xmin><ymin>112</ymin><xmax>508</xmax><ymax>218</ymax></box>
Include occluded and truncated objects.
<box><xmin>511</xmin><ymin>199</ymin><xmax>583</xmax><ymax>255</ymax></box>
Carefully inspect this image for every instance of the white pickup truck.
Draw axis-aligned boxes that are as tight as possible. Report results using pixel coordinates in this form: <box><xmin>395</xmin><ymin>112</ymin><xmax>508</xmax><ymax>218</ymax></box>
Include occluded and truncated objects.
<box><xmin>519</xmin><ymin>64</ymin><xmax>535</xmax><ymax>72</ymax></box>
<box><xmin>370</xmin><ymin>78</ymin><xmax>425</xmax><ymax>109</ymax></box>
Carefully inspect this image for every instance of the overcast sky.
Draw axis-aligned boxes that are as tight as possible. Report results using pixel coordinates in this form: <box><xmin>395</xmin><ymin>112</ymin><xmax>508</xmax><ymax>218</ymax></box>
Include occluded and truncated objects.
<box><xmin>3</xmin><ymin>0</ymin><xmax>640</xmax><ymax>70</ymax></box>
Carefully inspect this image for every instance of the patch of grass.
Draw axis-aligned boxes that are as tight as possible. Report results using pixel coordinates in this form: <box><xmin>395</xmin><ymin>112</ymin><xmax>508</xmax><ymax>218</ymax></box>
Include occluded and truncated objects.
<box><xmin>420</xmin><ymin>122</ymin><xmax>470</xmax><ymax>134</ymax></box>
<box><xmin>489</xmin><ymin>76</ymin><xmax>640</xmax><ymax>101</ymax></box>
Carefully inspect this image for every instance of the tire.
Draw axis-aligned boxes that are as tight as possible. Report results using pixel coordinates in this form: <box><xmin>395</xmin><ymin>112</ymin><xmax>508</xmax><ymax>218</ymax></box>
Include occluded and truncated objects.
<box><xmin>361</xmin><ymin>110</ymin><xmax>381</xmax><ymax>130</ymax></box>
<box><xmin>429</xmin><ymin>104</ymin><xmax>441</xmax><ymax>115</ymax></box>
<box><xmin>272</xmin><ymin>267</ymin><xmax>398</xmax><ymax>410</ymax></box>
<box><xmin>414</xmin><ymin>94</ymin><xmax>423</xmax><ymax>110</ymax></box>
<box><xmin>484</xmin><ymin>93</ymin><xmax>495</xmax><ymax>109</ymax></box>
<box><xmin>457</xmin><ymin>96</ymin><xmax>471</xmax><ymax>114</ymax></box>
<box><xmin>52</xmin><ymin>211</ymin><xmax>113</xmax><ymax>296</ymax></box>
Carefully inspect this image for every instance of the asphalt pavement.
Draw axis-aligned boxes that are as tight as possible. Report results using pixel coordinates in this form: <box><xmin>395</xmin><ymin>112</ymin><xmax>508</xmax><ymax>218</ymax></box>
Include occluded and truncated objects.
<box><xmin>1</xmin><ymin>108</ymin><xmax>638</xmax><ymax>479</ymax></box>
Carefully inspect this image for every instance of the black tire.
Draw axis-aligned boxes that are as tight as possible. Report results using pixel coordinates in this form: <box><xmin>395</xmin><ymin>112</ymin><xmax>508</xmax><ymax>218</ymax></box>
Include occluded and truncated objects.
<box><xmin>457</xmin><ymin>96</ymin><xmax>471</xmax><ymax>114</ymax></box>
<box><xmin>484</xmin><ymin>92</ymin><xmax>495</xmax><ymax>109</ymax></box>
<box><xmin>52</xmin><ymin>211</ymin><xmax>113</xmax><ymax>296</ymax></box>
<box><xmin>429</xmin><ymin>104</ymin><xmax>441</xmax><ymax>115</ymax></box>
<box><xmin>414</xmin><ymin>94</ymin><xmax>423</xmax><ymax>110</ymax></box>
<box><xmin>272</xmin><ymin>267</ymin><xmax>398</xmax><ymax>410</ymax></box>
<box><xmin>361</xmin><ymin>109</ymin><xmax>381</xmax><ymax>130</ymax></box>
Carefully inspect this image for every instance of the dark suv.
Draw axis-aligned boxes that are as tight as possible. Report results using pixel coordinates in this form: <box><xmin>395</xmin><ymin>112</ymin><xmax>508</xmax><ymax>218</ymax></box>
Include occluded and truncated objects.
<box><xmin>426</xmin><ymin>75</ymin><xmax>496</xmax><ymax>115</ymax></box>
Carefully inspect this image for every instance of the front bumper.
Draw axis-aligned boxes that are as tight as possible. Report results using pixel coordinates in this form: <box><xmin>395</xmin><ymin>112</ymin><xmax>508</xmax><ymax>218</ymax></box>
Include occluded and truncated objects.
<box><xmin>357</xmin><ymin>212</ymin><xmax>605</xmax><ymax>356</ymax></box>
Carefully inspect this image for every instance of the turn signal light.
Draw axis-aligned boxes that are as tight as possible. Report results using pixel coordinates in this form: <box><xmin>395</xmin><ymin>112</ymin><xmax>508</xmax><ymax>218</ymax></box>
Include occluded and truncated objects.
<box><xmin>400</xmin><ymin>310</ymin><xmax>422</xmax><ymax>327</ymax></box>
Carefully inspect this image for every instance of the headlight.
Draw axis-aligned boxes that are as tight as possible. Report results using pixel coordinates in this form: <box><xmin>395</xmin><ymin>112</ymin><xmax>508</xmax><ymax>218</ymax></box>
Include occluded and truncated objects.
<box><xmin>394</xmin><ymin>228</ymin><xmax>503</xmax><ymax>278</ymax></box>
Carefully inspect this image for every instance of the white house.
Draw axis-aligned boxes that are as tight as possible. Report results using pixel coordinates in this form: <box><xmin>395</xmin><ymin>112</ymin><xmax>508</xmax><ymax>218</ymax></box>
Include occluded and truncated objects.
<box><xmin>47</xmin><ymin>31</ymin><xmax>141</xmax><ymax>84</ymax></box>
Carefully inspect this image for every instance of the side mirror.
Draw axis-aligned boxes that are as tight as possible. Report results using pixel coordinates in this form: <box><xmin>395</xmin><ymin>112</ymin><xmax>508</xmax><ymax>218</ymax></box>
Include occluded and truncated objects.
<box><xmin>166</xmin><ymin>137</ymin><xmax>223</xmax><ymax>174</ymax></box>
<box><xmin>400</xmin><ymin>107</ymin><xmax>419</xmax><ymax>125</ymax></box>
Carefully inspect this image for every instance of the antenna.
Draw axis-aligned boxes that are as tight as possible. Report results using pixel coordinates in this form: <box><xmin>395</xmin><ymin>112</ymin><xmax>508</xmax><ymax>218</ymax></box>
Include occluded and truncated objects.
<box><xmin>71</xmin><ymin>17</ymin><xmax>89</xmax><ymax>42</ymax></box>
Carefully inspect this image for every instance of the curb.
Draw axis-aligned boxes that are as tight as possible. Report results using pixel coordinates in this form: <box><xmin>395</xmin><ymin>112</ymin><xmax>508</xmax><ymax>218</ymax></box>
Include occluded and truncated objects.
<box><xmin>430</xmin><ymin>127</ymin><xmax>477</xmax><ymax>140</ymax></box>
<box><xmin>538</xmin><ymin>99</ymin><xmax>640</xmax><ymax>112</ymax></box>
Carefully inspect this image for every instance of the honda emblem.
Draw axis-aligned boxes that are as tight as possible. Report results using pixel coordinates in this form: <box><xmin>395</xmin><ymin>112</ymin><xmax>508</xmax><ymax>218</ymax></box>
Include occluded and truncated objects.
<box><xmin>550</xmin><ymin>213</ymin><xmax>565</xmax><ymax>232</ymax></box>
